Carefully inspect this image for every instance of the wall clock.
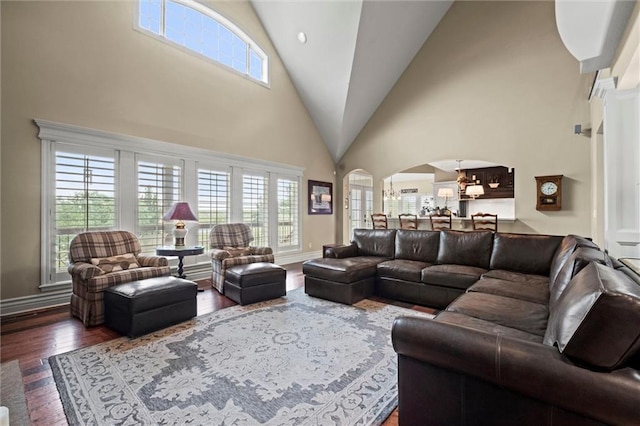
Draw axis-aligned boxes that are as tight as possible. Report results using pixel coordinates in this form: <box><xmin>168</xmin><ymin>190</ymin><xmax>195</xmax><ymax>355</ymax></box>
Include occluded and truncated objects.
<box><xmin>535</xmin><ymin>175</ymin><xmax>563</xmax><ymax>211</ymax></box>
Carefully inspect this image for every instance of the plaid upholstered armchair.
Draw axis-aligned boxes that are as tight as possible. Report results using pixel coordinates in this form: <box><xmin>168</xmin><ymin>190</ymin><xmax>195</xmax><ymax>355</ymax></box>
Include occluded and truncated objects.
<box><xmin>209</xmin><ymin>223</ymin><xmax>274</xmax><ymax>293</ymax></box>
<box><xmin>68</xmin><ymin>230</ymin><xmax>171</xmax><ymax>326</ymax></box>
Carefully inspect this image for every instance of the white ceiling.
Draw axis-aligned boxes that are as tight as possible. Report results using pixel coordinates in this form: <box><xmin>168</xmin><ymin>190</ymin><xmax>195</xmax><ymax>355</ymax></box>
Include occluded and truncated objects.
<box><xmin>252</xmin><ymin>0</ymin><xmax>634</xmax><ymax>163</ymax></box>
<box><xmin>251</xmin><ymin>0</ymin><xmax>453</xmax><ymax>162</ymax></box>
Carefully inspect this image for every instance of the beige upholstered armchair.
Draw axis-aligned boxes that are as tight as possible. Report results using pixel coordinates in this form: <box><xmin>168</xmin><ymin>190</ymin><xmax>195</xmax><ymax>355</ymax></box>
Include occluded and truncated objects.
<box><xmin>68</xmin><ymin>230</ymin><xmax>170</xmax><ymax>326</ymax></box>
<box><xmin>209</xmin><ymin>223</ymin><xmax>274</xmax><ymax>293</ymax></box>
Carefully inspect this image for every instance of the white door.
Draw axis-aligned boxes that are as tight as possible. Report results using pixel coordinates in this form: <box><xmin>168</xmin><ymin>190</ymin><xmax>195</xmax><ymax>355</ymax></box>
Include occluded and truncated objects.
<box><xmin>348</xmin><ymin>185</ymin><xmax>373</xmax><ymax>238</ymax></box>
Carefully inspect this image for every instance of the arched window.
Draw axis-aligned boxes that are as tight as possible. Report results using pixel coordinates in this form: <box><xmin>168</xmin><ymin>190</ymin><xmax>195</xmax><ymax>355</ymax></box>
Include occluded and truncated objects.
<box><xmin>137</xmin><ymin>0</ymin><xmax>268</xmax><ymax>84</ymax></box>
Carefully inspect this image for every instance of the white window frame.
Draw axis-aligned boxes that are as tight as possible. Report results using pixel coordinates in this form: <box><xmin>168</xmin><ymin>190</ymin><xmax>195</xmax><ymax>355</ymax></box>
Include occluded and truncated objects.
<box><xmin>43</xmin><ymin>143</ymin><xmax>120</xmax><ymax>284</ymax></box>
<box><xmin>134</xmin><ymin>0</ymin><xmax>269</xmax><ymax>86</ymax></box>
<box><xmin>37</xmin><ymin>119</ymin><xmax>303</xmax><ymax>289</ymax></box>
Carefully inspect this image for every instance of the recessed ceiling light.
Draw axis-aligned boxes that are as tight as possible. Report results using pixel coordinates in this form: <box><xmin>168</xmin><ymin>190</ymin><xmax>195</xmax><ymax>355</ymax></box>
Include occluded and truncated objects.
<box><xmin>297</xmin><ymin>32</ymin><xmax>307</xmax><ymax>44</ymax></box>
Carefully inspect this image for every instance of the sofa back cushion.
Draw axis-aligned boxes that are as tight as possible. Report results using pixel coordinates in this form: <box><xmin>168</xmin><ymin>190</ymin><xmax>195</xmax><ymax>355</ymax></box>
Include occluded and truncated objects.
<box><xmin>395</xmin><ymin>230</ymin><xmax>440</xmax><ymax>262</ymax></box>
<box><xmin>69</xmin><ymin>230</ymin><xmax>141</xmax><ymax>263</ymax></box>
<box><xmin>544</xmin><ymin>262</ymin><xmax>640</xmax><ymax>370</ymax></box>
<box><xmin>549</xmin><ymin>246</ymin><xmax>608</xmax><ymax>309</ymax></box>
<box><xmin>353</xmin><ymin>229</ymin><xmax>397</xmax><ymax>258</ymax></box>
<box><xmin>437</xmin><ymin>230</ymin><xmax>493</xmax><ymax>268</ymax></box>
<box><xmin>548</xmin><ymin>234</ymin><xmax>598</xmax><ymax>285</ymax></box>
<box><xmin>489</xmin><ymin>233</ymin><xmax>562</xmax><ymax>276</ymax></box>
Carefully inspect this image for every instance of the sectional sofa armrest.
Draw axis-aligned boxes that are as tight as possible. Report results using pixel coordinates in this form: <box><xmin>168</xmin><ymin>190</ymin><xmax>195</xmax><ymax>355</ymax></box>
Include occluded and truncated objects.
<box><xmin>325</xmin><ymin>243</ymin><xmax>359</xmax><ymax>259</ymax></box>
<box><xmin>67</xmin><ymin>262</ymin><xmax>103</xmax><ymax>280</ymax></box>
<box><xmin>392</xmin><ymin>316</ymin><xmax>640</xmax><ymax>425</ymax></box>
<box><xmin>137</xmin><ymin>255</ymin><xmax>169</xmax><ymax>267</ymax></box>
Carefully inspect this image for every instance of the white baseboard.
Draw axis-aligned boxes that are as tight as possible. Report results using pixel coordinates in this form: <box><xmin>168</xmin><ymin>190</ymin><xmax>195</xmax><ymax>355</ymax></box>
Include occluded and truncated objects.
<box><xmin>0</xmin><ymin>289</ymin><xmax>72</xmax><ymax>317</ymax></box>
<box><xmin>0</xmin><ymin>251</ymin><xmax>322</xmax><ymax>317</ymax></box>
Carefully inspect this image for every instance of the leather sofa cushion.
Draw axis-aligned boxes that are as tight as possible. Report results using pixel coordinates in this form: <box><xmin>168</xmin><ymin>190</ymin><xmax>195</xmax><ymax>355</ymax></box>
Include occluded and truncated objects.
<box><xmin>467</xmin><ymin>278</ymin><xmax>549</xmax><ymax>305</ymax></box>
<box><xmin>489</xmin><ymin>233</ymin><xmax>562</xmax><ymax>276</ymax></box>
<box><xmin>549</xmin><ymin>247</ymin><xmax>608</xmax><ymax>309</ymax></box>
<box><xmin>482</xmin><ymin>269</ymin><xmax>548</xmax><ymax>285</ymax></box>
<box><xmin>548</xmin><ymin>235</ymin><xmax>598</xmax><ymax>285</ymax></box>
<box><xmin>395</xmin><ymin>230</ymin><xmax>439</xmax><ymax>262</ymax></box>
<box><xmin>544</xmin><ymin>262</ymin><xmax>640</xmax><ymax>370</ymax></box>
<box><xmin>377</xmin><ymin>259</ymin><xmax>432</xmax><ymax>282</ymax></box>
<box><xmin>353</xmin><ymin>229</ymin><xmax>397</xmax><ymax>258</ymax></box>
<box><xmin>446</xmin><ymin>292</ymin><xmax>548</xmax><ymax>336</ymax></box>
<box><xmin>302</xmin><ymin>257</ymin><xmax>383</xmax><ymax>284</ymax></box>
<box><xmin>422</xmin><ymin>264</ymin><xmax>487</xmax><ymax>290</ymax></box>
<box><xmin>437</xmin><ymin>230</ymin><xmax>493</xmax><ymax>269</ymax></box>
<box><xmin>435</xmin><ymin>311</ymin><xmax>543</xmax><ymax>343</ymax></box>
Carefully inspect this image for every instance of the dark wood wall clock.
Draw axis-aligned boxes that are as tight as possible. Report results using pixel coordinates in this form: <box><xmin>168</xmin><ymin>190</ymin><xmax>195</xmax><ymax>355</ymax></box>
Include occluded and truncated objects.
<box><xmin>535</xmin><ymin>175</ymin><xmax>563</xmax><ymax>211</ymax></box>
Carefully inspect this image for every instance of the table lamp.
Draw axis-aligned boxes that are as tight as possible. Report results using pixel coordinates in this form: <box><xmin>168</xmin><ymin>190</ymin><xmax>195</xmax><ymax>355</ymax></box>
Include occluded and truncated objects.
<box><xmin>163</xmin><ymin>202</ymin><xmax>198</xmax><ymax>246</ymax></box>
<box><xmin>437</xmin><ymin>187</ymin><xmax>454</xmax><ymax>209</ymax></box>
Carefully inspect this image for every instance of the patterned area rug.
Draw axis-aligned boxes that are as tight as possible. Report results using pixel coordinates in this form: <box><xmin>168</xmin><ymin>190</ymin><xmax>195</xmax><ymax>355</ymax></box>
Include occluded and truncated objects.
<box><xmin>0</xmin><ymin>360</ymin><xmax>30</xmax><ymax>425</ymax></box>
<box><xmin>50</xmin><ymin>290</ymin><xmax>432</xmax><ymax>425</ymax></box>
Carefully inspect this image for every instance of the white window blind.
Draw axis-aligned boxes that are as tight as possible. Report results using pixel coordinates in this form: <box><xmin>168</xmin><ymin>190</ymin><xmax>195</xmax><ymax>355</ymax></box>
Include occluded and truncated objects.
<box><xmin>197</xmin><ymin>167</ymin><xmax>231</xmax><ymax>247</ymax></box>
<box><xmin>243</xmin><ymin>173</ymin><xmax>268</xmax><ymax>247</ymax></box>
<box><xmin>277</xmin><ymin>177</ymin><xmax>299</xmax><ymax>250</ymax></box>
<box><xmin>137</xmin><ymin>157</ymin><xmax>183</xmax><ymax>254</ymax></box>
<box><xmin>53</xmin><ymin>148</ymin><xmax>117</xmax><ymax>279</ymax></box>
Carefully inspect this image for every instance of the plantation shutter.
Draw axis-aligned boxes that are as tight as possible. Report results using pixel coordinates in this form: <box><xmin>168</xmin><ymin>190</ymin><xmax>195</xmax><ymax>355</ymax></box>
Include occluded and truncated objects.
<box><xmin>197</xmin><ymin>167</ymin><xmax>231</xmax><ymax>247</ymax></box>
<box><xmin>277</xmin><ymin>177</ymin><xmax>299</xmax><ymax>250</ymax></box>
<box><xmin>53</xmin><ymin>147</ymin><xmax>117</xmax><ymax>280</ymax></box>
<box><xmin>136</xmin><ymin>155</ymin><xmax>183</xmax><ymax>254</ymax></box>
<box><xmin>242</xmin><ymin>172</ymin><xmax>268</xmax><ymax>247</ymax></box>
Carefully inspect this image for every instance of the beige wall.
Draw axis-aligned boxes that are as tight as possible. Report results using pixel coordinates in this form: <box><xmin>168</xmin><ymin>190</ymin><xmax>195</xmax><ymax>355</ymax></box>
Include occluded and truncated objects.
<box><xmin>1</xmin><ymin>1</ymin><xmax>334</xmax><ymax>300</ymax></box>
<box><xmin>337</xmin><ymin>1</ymin><xmax>593</xmax><ymax>241</ymax></box>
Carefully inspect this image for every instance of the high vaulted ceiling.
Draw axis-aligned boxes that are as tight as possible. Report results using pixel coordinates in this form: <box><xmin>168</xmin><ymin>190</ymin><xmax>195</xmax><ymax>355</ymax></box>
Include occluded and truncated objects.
<box><xmin>251</xmin><ymin>0</ymin><xmax>453</xmax><ymax>162</ymax></box>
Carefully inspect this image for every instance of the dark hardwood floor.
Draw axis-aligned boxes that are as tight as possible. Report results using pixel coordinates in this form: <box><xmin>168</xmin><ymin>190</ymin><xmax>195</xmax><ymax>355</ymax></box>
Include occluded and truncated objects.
<box><xmin>1</xmin><ymin>262</ymin><xmax>435</xmax><ymax>425</ymax></box>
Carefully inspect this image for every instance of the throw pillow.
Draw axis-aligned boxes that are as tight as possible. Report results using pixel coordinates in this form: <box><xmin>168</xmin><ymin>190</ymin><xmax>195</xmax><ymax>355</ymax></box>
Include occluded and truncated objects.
<box><xmin>90</xmin><ymin>253</ymin><xmax>140</xmax><ymax>273</ymax></box>
<box><xmin>223</xmin><ymin>247</ymin><xmax>252</xmax><ymax>257</ymax></box>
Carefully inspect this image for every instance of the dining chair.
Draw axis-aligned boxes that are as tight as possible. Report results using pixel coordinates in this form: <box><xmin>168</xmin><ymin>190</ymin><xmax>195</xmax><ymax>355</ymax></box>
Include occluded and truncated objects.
<box><xmin>371</xmin><ymin>213</ymin><xmax>388</xmax><ymax>229</ymax></box>
<box><xmin>429</xmin><ymin>213</ymin><xmax>452</xmax><ymax>230</ymax></box>
<box><xmin>398</xmin><ymin>213</ymin><xmax>418</xmax><ymax>230</ymax></box>
<box><xmin>471</xmin><ymin>212</ymin><xmax>498</xmax><ymax>232</ymax></box>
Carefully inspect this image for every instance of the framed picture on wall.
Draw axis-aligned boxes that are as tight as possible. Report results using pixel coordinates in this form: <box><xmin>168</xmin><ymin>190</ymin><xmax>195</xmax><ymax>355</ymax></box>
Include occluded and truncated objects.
<box><xmin>308</xmin><ymin>180</ymin><xmax>333</xmax><ymax>215</ymax></box>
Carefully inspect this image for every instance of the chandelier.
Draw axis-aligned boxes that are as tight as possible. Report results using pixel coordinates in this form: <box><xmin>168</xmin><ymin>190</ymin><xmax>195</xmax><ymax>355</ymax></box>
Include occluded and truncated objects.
<box><xmin>383</xmin><ymin>176</ymin><xmax>399</xmax><ymax>201</ymax></box>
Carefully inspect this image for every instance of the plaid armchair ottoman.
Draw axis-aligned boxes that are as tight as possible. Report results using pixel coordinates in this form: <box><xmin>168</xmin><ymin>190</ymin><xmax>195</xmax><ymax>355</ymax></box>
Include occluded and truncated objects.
<box><xmin>68</xmin><ymin>230</ymin><xmax>170</xmax><ymax>326</ymax></box>
<box><xmin>209</xmin><ymin>223</ymin><xmax>274</xmax><ymax>294</ymax></box>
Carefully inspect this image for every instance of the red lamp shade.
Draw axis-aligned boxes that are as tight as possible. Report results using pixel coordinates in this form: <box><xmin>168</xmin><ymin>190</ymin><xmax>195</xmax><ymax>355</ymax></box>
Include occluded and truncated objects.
<box><xmin>163</xmin><ymin>202</ymin><xmax>197</xmax><ymax>222</ymax></box>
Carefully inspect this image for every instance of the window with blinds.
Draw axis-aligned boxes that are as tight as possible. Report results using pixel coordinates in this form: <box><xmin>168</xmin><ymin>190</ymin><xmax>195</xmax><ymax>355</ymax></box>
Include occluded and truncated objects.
<box><xmin>401</xmin><ymin>196</ymin><xmax>417</xmax><ymax>215</ymax></box>
<box><xmin>39</xmin><ymin>120</ymin><xmax>304</xmax><ymax>287</ymax></box>
<box><xmin>54</xmin><ymin>149</ymin><xmax>116</xmax><ymax>276</ymax></box>
<box><xmin>277</xmin><ymin>177</ymin><xmax>299</xmax><ymax>250</ymax></box>
<box><xmin>197</xmin><ymin>167</ymin><xmax>231</xmax><ymax>247</ymax></box>
<box><xmin>242</xmin><ymin>173</ymin><xmax>268</xmax><ymax>246</ymax></box>
<box><xmin>137</xmin><ymin>158</ymin><xmax>183</xmax><ymax>254</ymax></box>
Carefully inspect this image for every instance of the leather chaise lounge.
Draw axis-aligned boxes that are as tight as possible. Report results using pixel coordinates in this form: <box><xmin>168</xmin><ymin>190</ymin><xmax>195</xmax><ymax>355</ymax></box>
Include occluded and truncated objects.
<box><xmin>302</xmin><ymin>229</ymin><xmax>640</xmax><ymax>425</ymax></box>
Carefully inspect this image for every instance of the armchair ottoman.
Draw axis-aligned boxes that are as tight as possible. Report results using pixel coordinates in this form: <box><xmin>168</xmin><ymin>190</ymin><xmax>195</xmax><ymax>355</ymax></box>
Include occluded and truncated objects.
<box><xmin>224</xmin><ymin>262</ymin><xmax>286</xmax><ymax>305</ymax></box>
<box><xmin>104</xmin><ymin>276</ymin><xmax>197</xmax><ymax>338</ymax></box>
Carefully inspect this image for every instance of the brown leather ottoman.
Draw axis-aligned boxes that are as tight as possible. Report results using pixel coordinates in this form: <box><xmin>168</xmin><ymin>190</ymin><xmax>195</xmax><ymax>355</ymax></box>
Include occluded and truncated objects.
<box><xmin>224</xmin><ymin>263</ymin><xmax>286</xmax><ymax>305</ymax></box>
<box><xmin>104</xmin><ymin>276</ymin><xmax>197</xmax><ymax>338</ymax></box>
<box><xmin>302</xmin><ymin>258</ymin><xmax>377</xmax><ymax>304</ymax></box>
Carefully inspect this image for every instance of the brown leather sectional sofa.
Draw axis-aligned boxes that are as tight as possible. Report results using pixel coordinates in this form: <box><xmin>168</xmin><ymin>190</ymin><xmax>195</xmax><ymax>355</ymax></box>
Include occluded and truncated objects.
<box><xmin>302</xmin><ymin>229</ymin><xmax>640</xmax><ymax>425</ymax></box>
